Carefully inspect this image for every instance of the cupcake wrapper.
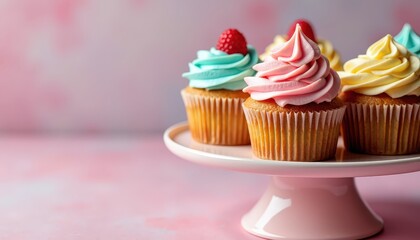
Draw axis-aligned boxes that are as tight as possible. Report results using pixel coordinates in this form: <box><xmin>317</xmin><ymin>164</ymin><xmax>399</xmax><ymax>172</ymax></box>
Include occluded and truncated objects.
<box><xmin>181</xmin><ymin>90</ymin><xmax>250</xmax><ymax>145</ymax></box>
<box><xmin>341</xmin><ymin>103</ymin><xmax>420</xmax><ymax>155</ymax></box>
<box><xmin>243</xmin><ymin>105</ymin><xmax>346</xmax><ymax>161</ymax></box>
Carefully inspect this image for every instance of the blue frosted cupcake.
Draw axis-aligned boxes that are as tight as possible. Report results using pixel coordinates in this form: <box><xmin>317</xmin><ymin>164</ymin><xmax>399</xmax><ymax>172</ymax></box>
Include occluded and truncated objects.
<box><xmin>395</xmin><ymin>23</ymin><xmax>420</xmax><ymax>57</ymax></box>
<box><xmin>181</xmin><ymin>29</ymin><xmax>258</xmax><ymax>145</ymax></box>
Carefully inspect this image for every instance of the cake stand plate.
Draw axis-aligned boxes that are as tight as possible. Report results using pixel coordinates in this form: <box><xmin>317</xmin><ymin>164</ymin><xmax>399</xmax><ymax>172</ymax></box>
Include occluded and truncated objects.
<box><xmin>164</xmin><ymin>122</ymin><xmax>420</xmax><ymax>240</ymax></box>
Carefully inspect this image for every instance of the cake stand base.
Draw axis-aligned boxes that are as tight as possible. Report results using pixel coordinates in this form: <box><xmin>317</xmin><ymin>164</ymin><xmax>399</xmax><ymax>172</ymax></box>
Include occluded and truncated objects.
<box><xmin>164</xmin><ymin>123</ymin><xmax>420</xmax><ymax>240</ymax></box>
<box><xmin>241</xmin><ymin>177</ymin><xmax>383</xmax><ymax>240</ymax></box>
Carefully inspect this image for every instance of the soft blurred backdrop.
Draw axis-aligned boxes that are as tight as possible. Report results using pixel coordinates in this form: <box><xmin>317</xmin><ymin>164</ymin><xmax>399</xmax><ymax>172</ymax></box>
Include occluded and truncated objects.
<box><xmin>0</xmin><ymin>0</ymin><xmax>418</xmax><ymax>134</ymax></box>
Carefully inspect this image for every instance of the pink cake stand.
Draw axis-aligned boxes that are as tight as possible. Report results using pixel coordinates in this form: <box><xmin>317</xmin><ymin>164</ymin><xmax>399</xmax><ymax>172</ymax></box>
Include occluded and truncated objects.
<box><xmin>164</xmin><ymin>122</ymin><xmax>420</xmax><ymax>240</ymax></box>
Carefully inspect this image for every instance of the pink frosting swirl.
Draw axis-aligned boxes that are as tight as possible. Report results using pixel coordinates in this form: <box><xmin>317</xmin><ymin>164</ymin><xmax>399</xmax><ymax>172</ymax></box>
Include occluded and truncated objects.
<box><xmin>243</xmin><ymin>25</ymin><xmax>341</xmax><ymax>107</ymax></box>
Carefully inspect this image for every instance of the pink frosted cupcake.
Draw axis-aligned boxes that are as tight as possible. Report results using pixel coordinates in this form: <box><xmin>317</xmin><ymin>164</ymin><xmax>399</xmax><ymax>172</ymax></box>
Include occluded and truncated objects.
<box><xmin>242</xmin><ymin>25</ymin><xmax>346</xmax><ymax>162</ymax></box>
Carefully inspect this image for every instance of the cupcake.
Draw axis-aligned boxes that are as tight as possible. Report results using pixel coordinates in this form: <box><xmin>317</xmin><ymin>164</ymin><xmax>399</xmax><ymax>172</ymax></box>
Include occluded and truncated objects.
<box><xmin>395</xmin><ymin>23</ymin><xmax>420</xmax><ymax>57</ymax></box>
<box><xmin>260</xmin><ymin>19</ymin><xmax>343</xmax><ymax>71</ymax></box>
<box><xmin>339</xmin><ymin>34</ymin><xmax>420</xmax><ymax>155</ymax></box>
<box><xmin>242</xmin><ymin>25</ymin><xmax>346</xmax><ymax>162</ymax></box>
<box><xmin>181</xmin><ymin>29</ymin><xmax>259</xmax><ymax>145</ymax></box>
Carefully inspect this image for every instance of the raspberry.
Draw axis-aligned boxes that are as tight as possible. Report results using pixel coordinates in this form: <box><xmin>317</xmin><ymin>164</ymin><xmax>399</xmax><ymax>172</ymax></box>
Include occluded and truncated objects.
<box><xmin>286</xmin><ymin>19</ymin><xmax>317</xmax><ymax>42</ymax></box>
<box><xmin>216</xmin><ymin>28</ymin><xmax>248</xmax><ymax>55</ymax></box>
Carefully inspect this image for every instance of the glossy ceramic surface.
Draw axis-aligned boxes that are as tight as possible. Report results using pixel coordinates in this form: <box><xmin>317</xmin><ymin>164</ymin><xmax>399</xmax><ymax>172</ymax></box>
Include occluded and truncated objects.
<box><xmin>164</xmin><ymin>122</ymin><xmax>420</xmax><ymax>178</ymax></box>
<box><xmin>164</xmin><ymin>122</ymin><xmax>420</xmax><ymax>240</ymax></box>
<box><xmin>241</xmin><ymin>177</ymin><xmax>383</xmax><ymax>240</ymax></box>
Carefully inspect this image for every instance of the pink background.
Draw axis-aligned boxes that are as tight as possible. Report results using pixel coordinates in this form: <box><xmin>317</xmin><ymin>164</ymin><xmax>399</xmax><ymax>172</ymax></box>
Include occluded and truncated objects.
<box><xmin>0</xmin><ymin>1</ymin><xmax>419</xmax><ymax>239</ymax></box>
<box><xmin>0</xmin><ymin>0</ymin><xmax>418</xmax><ymax>133</ymax></box>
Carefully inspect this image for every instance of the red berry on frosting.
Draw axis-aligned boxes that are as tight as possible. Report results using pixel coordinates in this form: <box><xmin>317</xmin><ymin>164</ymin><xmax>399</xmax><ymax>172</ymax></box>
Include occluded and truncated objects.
<box><xmin>216</xmin><ymin>28</ymin><xmax>248</xmax><ymax>55</ymax></box>
<box><xmin>286</xmin><ymin>19</ymin><xmax>317</xmax><ymax>42</ymax></box>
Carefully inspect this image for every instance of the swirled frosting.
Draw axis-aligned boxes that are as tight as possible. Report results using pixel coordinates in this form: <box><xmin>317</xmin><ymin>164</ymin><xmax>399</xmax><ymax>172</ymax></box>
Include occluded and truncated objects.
<box><xmin>260</xmin><ymin>35</ymin><xmax>343</xmax><ymax>71</ymax></box>
<box><xmin>243</xmin><ymin>25</ymin><xmax>341</xmax><ymax>107</ymax></box>
<box><xmin>318</xmin><ymin>39</ymin><xmax>343</xmax><ymax>71</ymax></box>
<box><xmin>395</xmin><ymin>23</ymin><xmax>420</xmax><ymax>57</ymax></box>
<box><xmin>182</xmin><ymin>46</ymin><xmax>258</xmax><ymax>90</ymax></box>
<box><xmin>340</xmin><ymin>34</ymin><xmax>420</xmax><ymax>98</ymax></box>
<box><xmin>259</xmin><ymin>35</ymin><xmax>285</xmax><ymax>61</ymax></box>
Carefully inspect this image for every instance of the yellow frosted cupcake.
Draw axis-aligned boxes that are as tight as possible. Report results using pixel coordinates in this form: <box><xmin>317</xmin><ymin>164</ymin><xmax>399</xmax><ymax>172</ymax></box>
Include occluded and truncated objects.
<box><xmin>243</xmin><ymin>25</ymin><xmax>346</xmax><ymax>161</ymax></box>
<box><xmin>181</xmin><ymin>29</ymin><xmax>259</xmax><ymax>145</ymax></box>
<box><xmin>261</xmin><ymin>19</ymin><xmax>343</xmax><ymax>71</ymax></box>
<box><xmin>339</xmin><ymin>34</ymin><xmax>420</xmax><ymax>155</ymax></box>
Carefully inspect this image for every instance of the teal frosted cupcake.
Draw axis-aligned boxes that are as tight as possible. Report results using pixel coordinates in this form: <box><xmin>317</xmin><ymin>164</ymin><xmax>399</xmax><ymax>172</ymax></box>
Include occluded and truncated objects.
<box><xmin>395</xmin><ymin>23</ymin><xmax>420</xmax><ymax>57</ymax></box>
<box><xmin>181</xmin><ymin>29</ymin><xmax>259</xmax><ymax>145</ymax></box>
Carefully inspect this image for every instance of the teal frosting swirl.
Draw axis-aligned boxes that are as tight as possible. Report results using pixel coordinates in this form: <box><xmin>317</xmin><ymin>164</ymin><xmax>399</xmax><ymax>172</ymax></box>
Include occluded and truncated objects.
<box><xmin>182</xmin><ymin>46</ymin><xmax>258</xmax><ymax>90</ymax></box>
<box><xmin>395</xmin><ymin>23</ymin><xmax>420</xmax><ymax>57</ymax></box>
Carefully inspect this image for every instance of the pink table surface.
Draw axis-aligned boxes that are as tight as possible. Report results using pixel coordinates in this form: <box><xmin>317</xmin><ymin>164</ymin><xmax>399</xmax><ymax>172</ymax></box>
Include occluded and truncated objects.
<box><xmin>0</xmin><ymin>135</ymin><xmax>418</xmax><ymax>240</ymax></box>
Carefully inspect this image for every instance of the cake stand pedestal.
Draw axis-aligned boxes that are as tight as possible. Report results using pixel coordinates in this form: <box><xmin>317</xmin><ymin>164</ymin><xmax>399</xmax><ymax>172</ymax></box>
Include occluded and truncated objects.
<box><xmin>164</xmin><ymin>122</ymin><xmax>420</xmax><ymax>240</ymax></box>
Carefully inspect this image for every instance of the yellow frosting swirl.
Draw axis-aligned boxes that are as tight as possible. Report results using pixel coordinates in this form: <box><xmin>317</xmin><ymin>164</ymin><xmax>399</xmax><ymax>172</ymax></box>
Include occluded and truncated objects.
<box><xmin>340</xmin><ymin>34</ymin><xmax>420</xmax><ymax>98</ymax></box>
<box><xmin>260</xmin><ymin>35</ymin><xmax>285</xmax><ymax>61</ymax></box>
<box><xmin>260</xmin><ymin>35</ymin><xmax>343</xmax><ymax>71</ymax></box>
<box><xmin>318</xmin><ymin>39</ymin><xmax>343</xmax><ymax>71</ymax></box>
